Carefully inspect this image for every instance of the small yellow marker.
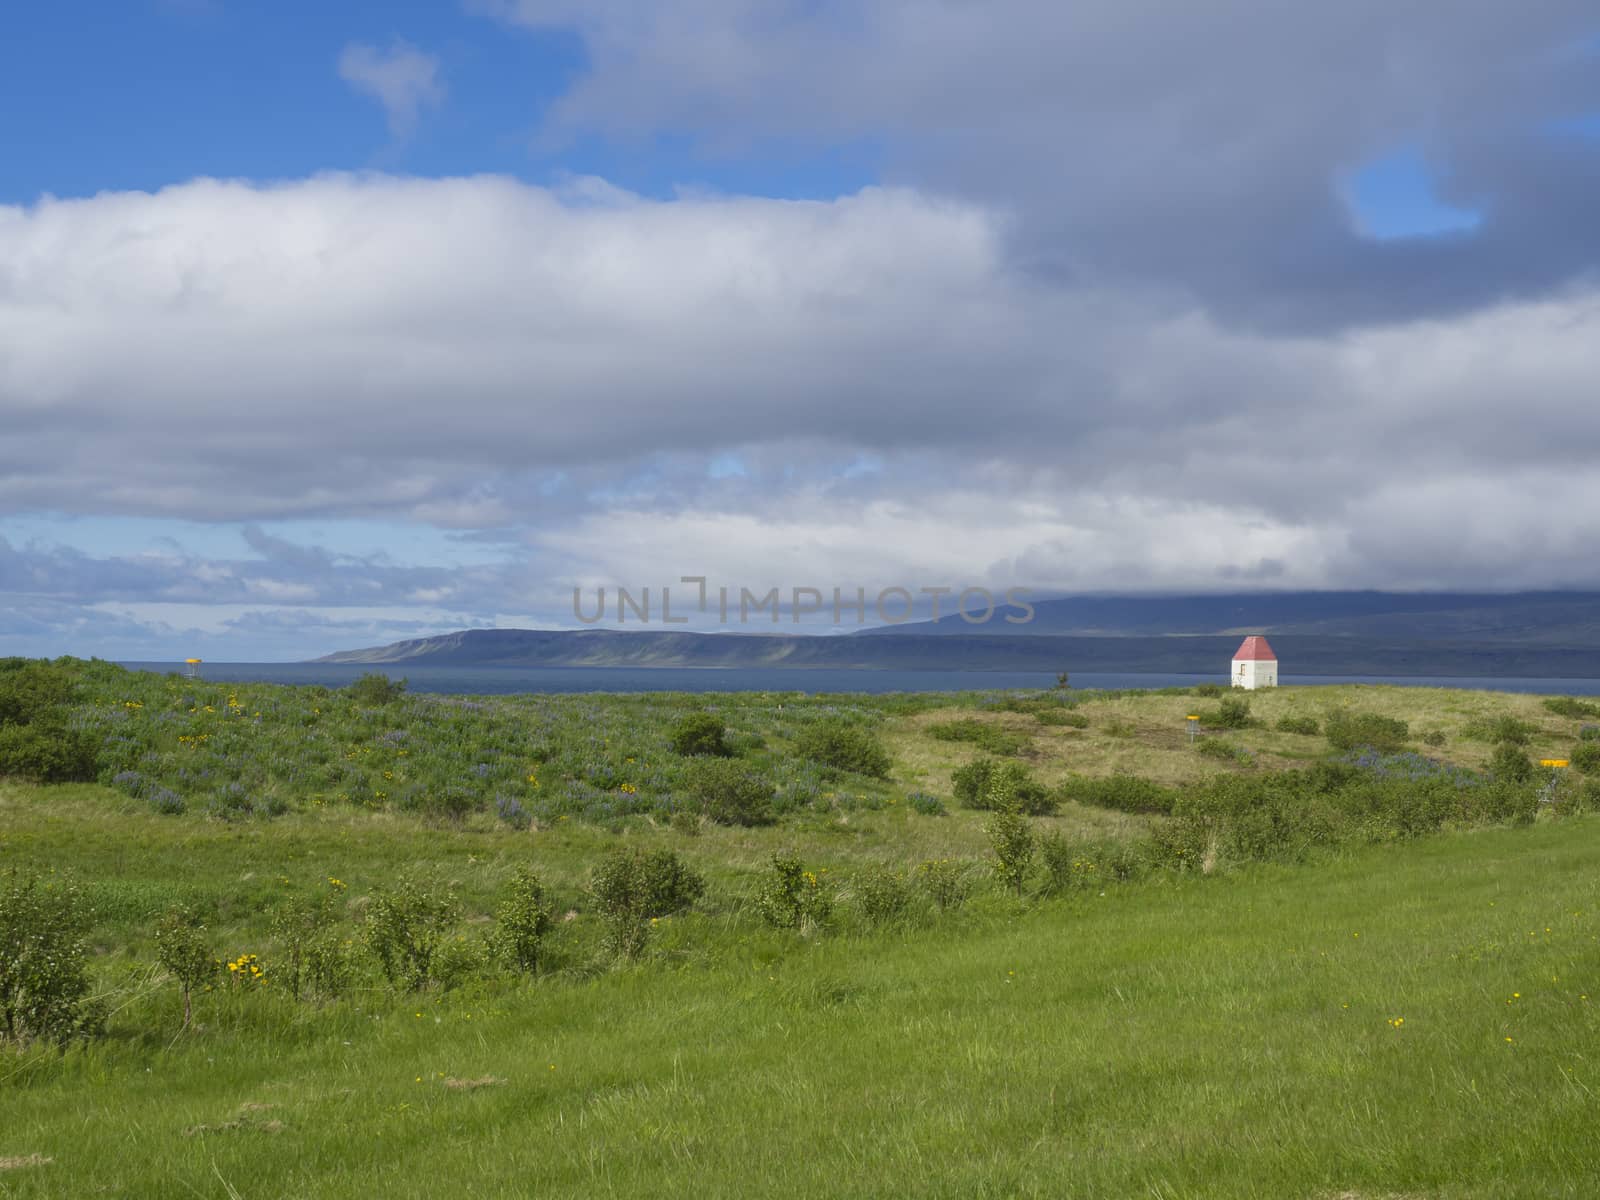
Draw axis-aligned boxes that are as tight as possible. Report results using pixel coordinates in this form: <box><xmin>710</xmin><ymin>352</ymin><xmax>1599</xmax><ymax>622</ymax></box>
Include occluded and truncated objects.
<box><xmin>1540</xmin><ymin>759</ymin><xmax>1570</xmax><ymax>768</ymax></box>
<box><xmin>1186</xmin><ymin>714</ymin><xmax>1200</xmax><ymax>744</ymax></box>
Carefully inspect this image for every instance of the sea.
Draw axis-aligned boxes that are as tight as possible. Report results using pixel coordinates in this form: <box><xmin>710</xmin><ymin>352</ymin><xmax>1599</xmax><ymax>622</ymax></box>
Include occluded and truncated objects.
<box><xmin>115</xmin><ymin>663</ymin><xmax>1600</xmax><ymax>697</ymax></box>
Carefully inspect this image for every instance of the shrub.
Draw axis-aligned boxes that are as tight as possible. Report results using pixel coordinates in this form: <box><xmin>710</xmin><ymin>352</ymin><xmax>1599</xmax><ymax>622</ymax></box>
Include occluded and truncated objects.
<box><xmin>155</xmin><ymin>906</ymin><xmax>216</xmax><ymax>1027</ymax></box>
<box><xmin>1462</xmin><ymin>715</ymin><xmax>1535</xmax><ymax>745</ymax></box>
<box><xmin>916</xmin><ymin>859</ymin><xmax>970</xmax><ymax>912</ymax></box>
<box><xmin>269</xmin><ymin>882</ymin><xmax>344</xmax><ymax>1003</ymax></box>
<box><xmin>433</xmin><ymin>936</ymin><xmax>487</xmax><ymax>991</ymax></box>
<box><xmin>1422</xmin><ymin>729</ymin><xmax>1448</xmax><ymax>747</ymax></box>
<box><xmin>1544</xmin><ymin>696</ymin><xmax>1600</xmax><ymax>719</ymax></box>
<box><xmin>793</xmin><ymin>719</ymin><xmax>892</xmax><ymax>778</ymax></box>
<box><xmin>590</xmin><ymin>849</ymin><xmax>705</xmax><ymax>958</ymax></box>
<box><xmin>0</xmin><ymin>662</ymin><xmax>75</xmax><ymax>727</ymax></box>
<box><xmin>1039</xmin><ymin>833</ymin><xmax>1125</xmax><ymax>894</ymax></box>
<box><xmin>0</xmin><ymin>719</ymin><xmax>98</xmax><ymax>783</ymax></box>
<box><xmin>1034</xmin><ymin>709</ymin><xmax>1090</xmax><ymax>729</ymax></box>
<box><xmin>1201</xmin><ymin>697</ymin><xmax>1254</xmax><ymax>730</ymax></box>
<box><xmin>985</xmin><ymin>808</ymin><xmax>1035</xmax><ymax>897</ymax></box>
<box><xmin>1194</xmin><ymin>683</ymin><xmax>1224</xmax><ymax>697</ymax></box>
<box><xmin>669</xmin><ymin>712</ymin><xmax>731</xmax><ymax>757</ymax></box>
<box><xmin>1572</xmin><ymin>741</ymin><xmax>1600</xmax><ymax>774</ymax></box>
<box><xmin>952</xmin><ymin>759</ymin><xmax>1056</xmax><ymax>815</ymax></box>
<box><xmin>1489</xmin><ymin>742</ymin><xmax>1534</xmax><ymax>784</ymax></box>
<box><xmin>927</xmin><ymin>718</ymin><xmax>1031</xmax><ymax>756</ymax></box>
<box><xmin>347</xmin><ymin>673</ymin><xmax>406</xmax><ymax>706</ymax></box>
<box><xmin>1580</xmin><ymin>724</ymin><xmax>1600</xmax><ymax>742</ymax></box>
<box><xmin>1197</xmin><ymin>738</ymin><xmax>1251</xmax><ymax>764</ymax></box>
<box><xmin>1275</xmin><ymin>715</ymin><xmax>1320</xmax><ymax>736</ymax></box>
<box><xmin>364</xmin><ymin>875</ymin><xmax>460</xmax><ymax>990</ymax></box>
<box><xmin>906</xmin><ymin>791</ymin><xmax>945</xmax><ymax>816</ymax></box>
<box><xmin>854</xmin><ymin>866</ymin><xmax>912</xmax><ymax>928</ymax></box>
<box><xmin>683</xmin><ymin>757</ymin><xmax>775</xmax><ymax>826</ymax></box>
<box><xmin>1325</xmin><ymin>711</ymin><xmax>1410</xmax><ymax>752</ymax></box>
<box><xmin>495</xmin><ymin>795</ymin><xmax>532</xmax><ymax>829</ymax></box>
<box><xmin>0</xmin><ymin>872</ymin><xmax>104</xmax><ymax>1046</ymax></box>
<box><xmin>755</xmin><ymin>854</ymin><xmax>833</xmax><ymax>932</ymax></box>
<box><xmin>1057</xmin><ymin>774</ymin><xmax>1177</xmax><ymax>815</ymax></box>
<box><xmin>491</xmin><ymin>866</ymin><xmax>552</xmax><ymax>974</ymax></box>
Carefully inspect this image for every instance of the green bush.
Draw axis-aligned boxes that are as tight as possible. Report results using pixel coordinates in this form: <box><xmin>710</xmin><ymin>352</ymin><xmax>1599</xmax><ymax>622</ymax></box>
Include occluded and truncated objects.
<box><xmin>1034</xmin><ymin>709</ymin><xmax>1090</xmax><ymax>728</ymax></box>
<box><xmin>1194</xmin><ymin>683</ymin><xmax>1224</xmax><ymax>697</ymax></box>
<box><xmin>683</xmin><ymin>757</ymin><xmax>775</xmax><ymax>826</ymax></box>
<box><xmin>1325</xmin><ymin>711</ymin><xmax>1410</xmax><ymax>752</ymax></box>
<box><xmin>1489</xmin><ymin>742</ymin><xmax>1534</xmax><ymax>784</ymax></box>
<box><xmin>793</xmin><ymin>719</ymin><xmax>892</xmax><ymax>778</ymax></box>
<box><xmin>1200</xmin><ymin>697</ymin><xmax>1254</xmax><ymax>730</ymax></box>
<box><xmin>0</xmin><ymin>719</ymin><xmax>98</xmax><ymax>782</ymax></box>
<box><xmin>1197</xmin><ymin>738</ymin><xmax>1251</xmax><ymax>764</ymax></box>
<box><xmin>916</xmin><ymin>859</ymin><xmax>970</xmax><ymax>912</ymax></box>
<box><xmin>951</xmin><ymin>759</ymin><xmax>1056</xmax><ymax>815</ymax></box>
<box><xmin>0</xmin><ymin>661</ymin><xmax>76</xmax><ymax>727</ymax></box>
<box><xmin>1422</xmin><ymin>729</ymin><xmax>1448</xmax><ymax>747</ymax></box>
<box><xmin>1462</xmin><ymin>715</ymin><xmax>1535</xmax><ymax>745</ymax></box>
<box><xmin>155</xmin><ymin>905</ymin><xmax>217</xmax><ymax>1027</ymax></box>
<box><xmin>1571</xmin><ymin>741</ymin><xmax>1600</xmax><ymax>774</ymax></box>
<box><xmin>927</xmin><ymin>718</ymin><xmax>1031</xmax><ymax>756</ymax></box>
<box><xmin>985</xmin><ymin>808</ymin><xmax>1035</xmax><ymax>897</ymax></box>
<box><xmin>1544</xmin><ymin>697</ymin><xmax>1600</xmax><ymax>719</ymax></box>
<box><xmin>1275</xmin><ymin>715</ymin><xmax>1320</xmax><ymax>736</ymax></box>
<box><xmin>1057</xmin><ymin>774</ymin><xmax>1178</xmax><ymax>815</ymax></box>
<box><xmin>854</xmin><ymin>866</ymin><xmax>912</xmax><ymax>928</ymax></box>
<box><xmin>491</xmin><ymin>866</ymin><xmax>552</xmax><ymax>974</ymax></box>
<box><xmin>669</xmin><ymin>712</ymin><xmax>731</xmax><ymax>757</ymax></box>
<box><xmin>591</xmin><ymin>849</ymin><xmax>705</xmax><ymax>958</ymax></box>
<box><xmin>268</xmin><ymin>881</ymin><xmax>344</xmax><ymax>1003</ymax></box>
<box><xmin>755</xmin><ymin>853</ymin><xmax>832</xmax><ymax>932</ymax></box>
<box><xmin>363</xmin><ymin>875</ymin><xmax>460</xmax><ymax>990</ymax></box>
<box><xmin>347</xmin><ymin>673</ymin><xmax>406</xmax><ymax>706</ymax></box>
<box><xmin>1</xmin><ymin>872</ymin><xmax>104</xmax><ymax>1046</ymax></box>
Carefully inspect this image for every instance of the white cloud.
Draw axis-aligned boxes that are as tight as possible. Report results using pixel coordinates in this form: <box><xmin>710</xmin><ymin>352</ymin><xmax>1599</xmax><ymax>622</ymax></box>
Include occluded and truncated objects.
<box><xmin>338</xmin><ymin>40</ymin><xmax>445</xmax><ymax>139</ymax></box>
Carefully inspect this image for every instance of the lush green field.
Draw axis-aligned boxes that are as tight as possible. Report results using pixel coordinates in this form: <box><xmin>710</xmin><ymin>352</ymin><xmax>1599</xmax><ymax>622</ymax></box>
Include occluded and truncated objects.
<box><xmin>5</xmin><ymin>663</ymin><xmax>1600</xmax><ymax>1196</ymax></box>
<box><xmin>2</xmin><ymin>798</ymin><xmax>1599</xmax><ymax>1197</ymax></box>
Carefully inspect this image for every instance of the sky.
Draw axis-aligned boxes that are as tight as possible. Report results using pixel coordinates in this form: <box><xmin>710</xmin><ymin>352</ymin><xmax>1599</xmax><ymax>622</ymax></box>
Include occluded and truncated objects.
<box><xmin>2</xmin><ymin>1</ymin><xmax>1599</xmax><ymax>661</ymax></box>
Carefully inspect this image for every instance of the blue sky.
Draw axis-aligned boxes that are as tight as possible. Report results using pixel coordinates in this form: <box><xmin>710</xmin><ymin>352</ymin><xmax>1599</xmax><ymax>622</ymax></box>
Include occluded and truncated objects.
<box><xmin>2</xmin><ymin>1</ymin><xmax>1599</xmax><ymax>660</ymax></box>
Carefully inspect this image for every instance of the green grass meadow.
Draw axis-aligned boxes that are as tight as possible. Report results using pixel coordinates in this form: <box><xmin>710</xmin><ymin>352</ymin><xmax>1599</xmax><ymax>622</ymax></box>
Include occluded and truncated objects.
<box><xmin>4</xmin><ymin>663</ymin><xmax>1600</xmax><ymax>1196</ymax></box>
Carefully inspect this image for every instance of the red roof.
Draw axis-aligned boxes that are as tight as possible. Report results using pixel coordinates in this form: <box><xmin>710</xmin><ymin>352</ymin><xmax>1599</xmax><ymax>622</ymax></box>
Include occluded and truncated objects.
<box><xmin>1232</xmin><ymin>635</ymin><xmax>1277</xmax><ymax>662</ymax></box>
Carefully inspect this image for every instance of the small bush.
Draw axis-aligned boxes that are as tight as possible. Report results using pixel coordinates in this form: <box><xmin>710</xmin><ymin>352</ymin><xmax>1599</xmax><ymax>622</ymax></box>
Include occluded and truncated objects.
<box><xmin>1580</xmin><ymin>724</ymin><xmax>1600</xmax><ymax>742</ymax></box>
<box><xmin>755</xmin><ymin>853</ymin><xmax>832</xmax><ymax>932</ymax></box>
<box><xmin>1058</xmin><ymin>774</ymin><xmax>1178</xmax><ymax>815</ymax></box>
<box><xmin>1462</xmin><ymin>715</ymin><xmax>1535</xmax><ymax>745</ymax></box>
<box><xmin>1569</xmin><ymin>740</ymin><xmax>1600</xmax><ymax>775</ymax></box>
<box><xmin>0</xmin><ymin>719</ymin><xmax>98</xmax><ymax>783</ymax></box>
<box><xmin>269</xmin><ymin>882</ymin><xmax>344</xmax><ymax>1003</ymax></box>
<box><xmin>669</xmin><ymin>713</ymin><xmax>731</xmax><ymax>757</ymax></box>
<box><xmin>951</xmin><ymin>758</ymin><xmax>1055</xmax><ymax>814</ymax></box>
<box><xmin>985</xmin><ymin>808</ymin><xmax>1035</xmax><ymax>897</ymax></box>
<box><xmin>793</xmin><ymin>719</ymin><xmax>892</xmax><ymax>778</ymax></box>
<box><xmin>1194</xmin><ymin>683</ymin><xmax>1224</xmax><ymax>697</ymax></box>
<box><xmin>1</xmin><ymin>872</ymin><xmax>104</xmax><ymax>1045</ymax></box>
<box><xmin>495</xmin><ymin>795</ymin><xmax>532</xmax><ymax>829</ymax></box>
<box><xmin>155</xmin><ymin>905</ymin><xmax>216</xmax><ymax>1027</ymax></box>
<box><xmin>916</xmin><ymin>859</ymin><xmax>970</xmax><ymax>912</ymax></box>
<box><xmin>1422</xmin><ymin>729</ymin><xmax>1448</xmax><ymax>748</ymax></box>
<box><xmin>683</xmin><ymin>757</ymin><xmax>775</xmax><ymax>826</ymax></box>
<box><xmin>1325</xmin><ymin>711</ymin><xmax>1410</xmax><ymax>752</ymax></box>
<box><xmin>1489</xmin><ymin>742</ymin><xmax>1533</xmax><ymax>784</ymax></box>
<box><xmin>491</xmin><ymin>866</ymin><xmax>552</xmax><ymax>974</ymax></box>
<box><xmin>1544</xmin><ymin>696</ymin><xmax>1600</xmax><ymax>719</ymax></box>
<box><xmin>1034</xmin><ymin>709</ymin><xmax>1090</xmax><ymax>729</ymax></box>
<box><xmin>1200</xmin><ymin>697</ymin><xmax>1254</xmax><ymax>730</ymax></box>
<box><xmin>1275</xmin><ymin>715</ymin><xmax>1320</xmax><ymax>736</ymax></box>
<box><xmin>347</xmin><ymin>673</ymin><xmax>406</xmax><ymax>706</ymax></box>
<box><xmin>1040</xmin><ymin>834</ymin><xmax>1126</xmax><ymax>894</ymax></box>
<box><xmin>364</xmin><ymin>875</ymin><xmax>460</xmax><ymax>990</ymax></box>
<box><xmin>927</xmin><ymin>718</ymin><xmax>1031</xmax><ymax>756</ymax></box>
<box><xmin>591</xmin><ymin>849</ymin><xmax>705</xmax><ymax>958</ymax></box>
<box><xmin>0</xmin><ymin>662</ymin><xmax>76</xmax><ymax>727</ymax></box>
<box><xmin>854</xmin><ymin>866</ymin><xmax>912</xmax><ymax>928</ymax></box>
<box><xmin>1197</xmin><ymin>738</ymin><xmax>1251</xmax><ymax>764</ymax></box>
<box><xmin>906</xmin><ymin>791</ymin><xmax>945</xmax><ymax>816</ymax></box>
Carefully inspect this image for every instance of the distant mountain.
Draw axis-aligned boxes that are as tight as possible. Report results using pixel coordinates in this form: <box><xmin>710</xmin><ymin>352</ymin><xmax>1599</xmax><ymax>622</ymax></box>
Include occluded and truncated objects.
<box><xmin>313</xmin><ymin>626</ymin><xmax>1600</xmax><ymax>678</ymax></box>
<box><xmin>854</xmin><ymin>591</ymin><xmax>1600</xmax><ymax>643</ymax></box>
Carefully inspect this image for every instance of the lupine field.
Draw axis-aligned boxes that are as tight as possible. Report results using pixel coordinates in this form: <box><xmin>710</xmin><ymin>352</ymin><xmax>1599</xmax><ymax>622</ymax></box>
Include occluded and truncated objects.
<box><xmin>3</xmin><ymin>657</ymin><xmax>1600</xmax><ymax>1197</ymax></box>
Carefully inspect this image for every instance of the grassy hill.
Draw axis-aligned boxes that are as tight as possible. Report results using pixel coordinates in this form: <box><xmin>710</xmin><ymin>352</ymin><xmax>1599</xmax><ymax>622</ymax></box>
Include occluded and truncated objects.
<box><xmin>4</xmin><ymin>663</ymin><xmax>1600</xmax><ymax>1195</ymax></box>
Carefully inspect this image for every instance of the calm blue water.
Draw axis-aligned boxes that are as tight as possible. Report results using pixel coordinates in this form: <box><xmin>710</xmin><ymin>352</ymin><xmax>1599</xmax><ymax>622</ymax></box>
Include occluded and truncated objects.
<box><xmin>116</xmin><ymin>663</ymin><xmax>1600</xmax><ymax>697</ymax></box>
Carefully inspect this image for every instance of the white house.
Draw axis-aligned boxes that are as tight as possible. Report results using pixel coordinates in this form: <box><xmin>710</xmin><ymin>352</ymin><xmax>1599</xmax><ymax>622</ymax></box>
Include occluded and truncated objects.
<box><xmin>1231</xmin><ymin>635</ymin><xmax>1278</xmax><ymax>689</ymax></box>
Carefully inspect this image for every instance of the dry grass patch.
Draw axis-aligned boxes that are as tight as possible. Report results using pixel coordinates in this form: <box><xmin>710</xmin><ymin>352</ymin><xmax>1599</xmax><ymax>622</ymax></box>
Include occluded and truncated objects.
<box><xmin>442</xmin><ymin>1075</ymin><xmax>506</xmax><ymax>1091</ymax></box>
<box><xmin>0</xmin><ymin>1155</ymin><xmax>53</xmax><ymax>1170</ymax></box>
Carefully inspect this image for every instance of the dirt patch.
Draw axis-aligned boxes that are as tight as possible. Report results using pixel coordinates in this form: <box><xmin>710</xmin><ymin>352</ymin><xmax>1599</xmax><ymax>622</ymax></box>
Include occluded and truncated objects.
<box><xmin>184</xmin><ymin>1104</ymin><xmax>285</xmax><ymax>1137</ymax></box>
<box><xmin>443</xmin><ymin>1075</ymin><xmax>506</xmax><ymax>1092</ymax></box>
<box><xmin>0</xmin><ymin>1155</ymin><xmax>53</xmax><ymax>1170</ymax></box>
